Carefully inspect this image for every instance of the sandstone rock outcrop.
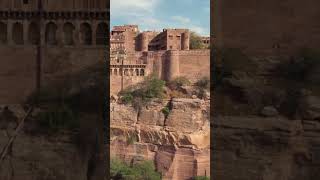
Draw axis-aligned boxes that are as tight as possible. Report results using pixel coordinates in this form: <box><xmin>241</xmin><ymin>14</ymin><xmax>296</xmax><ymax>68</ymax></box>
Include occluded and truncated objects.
<box><xmin>110</xmin><ymin>98</ymin><xmax>210</xmax><ymax>180</ymax></box>
<box><xmin>213</xmin><ymin>115</ymin><xmax>320</xmax><ymax>180</ymax></box>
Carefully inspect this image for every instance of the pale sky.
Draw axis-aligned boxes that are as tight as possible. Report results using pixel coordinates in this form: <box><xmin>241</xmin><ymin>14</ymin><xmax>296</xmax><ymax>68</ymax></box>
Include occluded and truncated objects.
<box><xmin>111</xmin><ymin>0</ymin><xmax>210</xmax><ymax>36</ymax></box>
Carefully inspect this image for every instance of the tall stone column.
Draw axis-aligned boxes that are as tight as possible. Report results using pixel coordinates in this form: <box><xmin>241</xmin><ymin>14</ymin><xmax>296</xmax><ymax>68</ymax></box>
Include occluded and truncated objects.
<box><xmin>40</xmin><ymin>21</ymin><xmax>46</xmax><ymax>46</ymax></box>
<box><xmin>75</xmin><ymin>20</ymin><xmax>81</xmax><ymax>46</ymax></box>
<box><xmin>56</xmin><ymin>20</ymin><xmax>64</xmax><ymax>46</ymax></box>
<box><xmin>141</xmin><ymin>33</ymin><xmax>148</xmax><ymax>51</ymax></box>
<box><xmin>7</xmin><ymin>21</ymin><xmax>13</xmax><ymax>45</ymax></box>
<box><xmin>23</xmin><ymin>21</ymin><xmax>29</xmax><ymax>45</ymax></box>
<box><xmin>92</xmin><ymin>21</ymin><xmax>97</xmax><ymax>46</ymax></box>
<box><xmin>181</xmin><ymin>32</ymin><xmax>190</xmax><ymax>50</ymax></box>
<box><xmin>166</xmin><ymin>50</ymin><xmax>180</xmax><ymax>81</ymax></box>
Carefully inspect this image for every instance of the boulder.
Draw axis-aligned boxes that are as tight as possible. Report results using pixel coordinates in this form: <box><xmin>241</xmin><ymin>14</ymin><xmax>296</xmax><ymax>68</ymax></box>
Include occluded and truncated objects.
<box><xmin>301</xmin><ymin>95</ymin><xmax>320</xmax><ymax>120</ymax></box>
<box><xmin>261</xmin><ymin>106</ymin><xmax>279</xmax><ymax>117</ymax></box>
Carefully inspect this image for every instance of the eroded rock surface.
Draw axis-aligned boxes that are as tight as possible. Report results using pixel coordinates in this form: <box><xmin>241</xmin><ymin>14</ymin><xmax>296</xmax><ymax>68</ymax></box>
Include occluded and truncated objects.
<box><xmin>110</xmin><ymin>98</ymin><xmax>210</xmax><ymax>180</ymax></box>
<box><xmin>213</xmin><ymin>116</ymin><xmax>320</xmax><ymax>180</ymax></box>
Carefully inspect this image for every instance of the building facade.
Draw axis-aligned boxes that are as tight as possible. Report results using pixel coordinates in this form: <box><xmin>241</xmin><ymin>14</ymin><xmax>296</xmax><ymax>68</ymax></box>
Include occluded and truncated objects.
<box><xmin>110</xmin><ymin>25</ymin><xmax>210</xmax><ymax>94</ymax></box>
<box><xmin>0</xmin><ymin>0</ymin><xmax>109</xmax><ymax>103</ymax></box>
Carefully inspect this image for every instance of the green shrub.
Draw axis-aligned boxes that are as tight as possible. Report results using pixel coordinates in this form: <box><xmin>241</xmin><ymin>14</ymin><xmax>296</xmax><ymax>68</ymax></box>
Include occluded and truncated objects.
<box><xmin>168</xmin><ymin>76</ymin><xmax>191</xmax><ymax>90</ymax></box>
<box><xmin>120</xmin><ymin>75</ymin><xmax>165</xmax><ymax>108</ymax></box>
<box><xmin>212</xmin><ymin>48</ymin><xmax>256</xmax><ymax>86</ymax></box>
<box><xmin>190</xmin><ymin>32</ymin><xmax>205</xmax><ymax>49</ymax></box>
<box><xmin>161</xmin><ymin>107</ymin><xmax>170</xmax><ymax>118</ymax></box>
<box><xmin>37</xmin><ymin>104</ymin><xmax>79</xmax><ymax>133</ymax></box>
<box><xmin>126</xmin><ymin>135</ymin><xmax>137</xmax><ymax>145</ymax></box>
<box><xmin>110</xmin><ymin>158</ymin><xmax>161</xmax><ymax>180</ymax></box>
<box><xmin>275</xmin><ymin>48</ymin><xmax>320</xmax><ymax>81</ymax></box>
<box><xmin>279</xmin><ymin>88</ymin><xmax>303</xmax><ymax>119</ymax></box>
<box><xmin>121</xmin><ymin>93</ymin><xmax>134</xmax><ymax>104</ymax></box>
<box><xmin>196</xmin><ymin>77</ymin><xmax>210</xmax><ymax>90</ymax></box>
<box><xmin>193</xmin><ymin>176</ymin><xmax>210</xmax><ymax>180</ymax></box>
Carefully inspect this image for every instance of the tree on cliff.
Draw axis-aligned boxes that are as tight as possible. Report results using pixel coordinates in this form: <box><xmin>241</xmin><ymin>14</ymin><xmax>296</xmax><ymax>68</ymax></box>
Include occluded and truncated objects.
<box><xmin>190</xmin><ymin>31</ymin><xmax>204</xmax><ymax>49</ymax></box>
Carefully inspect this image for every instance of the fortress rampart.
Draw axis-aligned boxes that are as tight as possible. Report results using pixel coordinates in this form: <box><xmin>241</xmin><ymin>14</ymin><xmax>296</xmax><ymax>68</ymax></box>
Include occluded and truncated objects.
<box><xmin>0</xmin><ymin>46</ymin><xmax>105</xmax><ymax>104</ymax></box>
<box><xmin>0</xmin><ymin>0</ymin><xmax>108</xmax><ymax>104</ymax></box>
<box><xmin>110</xmin><ymin>49</ymin><xmax>210</xmax><ymax>94</ymax></box>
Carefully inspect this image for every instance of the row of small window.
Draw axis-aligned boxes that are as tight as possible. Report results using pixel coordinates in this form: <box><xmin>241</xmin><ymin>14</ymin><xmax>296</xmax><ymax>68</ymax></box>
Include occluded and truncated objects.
<box><xmin>110</xmin><ymin>68</ymin><xmax>145</xmax><ymax>76</ymax></box>
<box><xmin>168</xmin><ymin>35</ymin><xmax>181</xmax><ymax>40</ymax></box>
<box><xmin>0</xmin><ymin>21</ymin><xmax>108</xmax><ymax>45</ymax></box>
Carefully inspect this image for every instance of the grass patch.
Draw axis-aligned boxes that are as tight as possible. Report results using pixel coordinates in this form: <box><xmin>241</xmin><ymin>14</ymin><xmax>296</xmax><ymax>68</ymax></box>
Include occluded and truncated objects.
<box><xmin>119</xmin><ymin>75</ymin><xmax>165</xmax><ymax>109</ymax></box>
<box><xmin>275</xmin><ymin>48</ymin><xmax>320</xmax><ymax>82</ymax></box>
<box><xmin>126</xmin><ymin>135</ymin><xmax>137</xmax><ymax>145</ymax></box>
<box><xmin>36</xmin><ymin>104</ymin><xmax>79</xmax><ymax>133</ymax></box>
<box><xmin>110</xmin><ymin>158</ymin><xmax>161</xmax><ymax>180</ymax></box>
<box><xmin>193</xmin><ymin>176</ymin><xmax>210</xmax><ymax>180</ymax></box>
<box><xmin>167</xmin><ymin>76</ymin><xmax>191</xmax><ymax>90</ymax></box>
<box><xmin>161</xmin><ymin>107</ymin><xmax>170</xmax><ymax>118</ymax></box>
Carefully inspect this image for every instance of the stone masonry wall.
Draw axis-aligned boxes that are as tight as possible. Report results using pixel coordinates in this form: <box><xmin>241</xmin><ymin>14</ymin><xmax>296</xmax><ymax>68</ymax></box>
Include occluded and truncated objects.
<box><xmin>0</xmin><ymin>46</ymin><xmax>106</xmax><ymax>104</ymax></box>
<box><xmin>214</xmin><ymin>0</ymin><xmax>320</xmax><ymax>57</ymax></box>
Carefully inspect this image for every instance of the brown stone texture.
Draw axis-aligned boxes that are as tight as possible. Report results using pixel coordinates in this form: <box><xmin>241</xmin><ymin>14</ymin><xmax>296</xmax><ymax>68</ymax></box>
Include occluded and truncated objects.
<box><xmin>110</xmin><ymin>49</ymin><xmax>210</xmax><ymax>94</ymax></box>
<box><xmin>110</xmin><ymin>98</ymin><xmax>210</xmax><ymax>180</ymax></box>
<box><xmin>0</xmin><ymin>0</ymin><xmax>108</xmax><ymax>104</ymax></box>
<box><xmin>213</xmin><ymin>116</ymin><xmax>320</xmax><ymax>180</ymax></box>
<box><xmin>0</xmin><ymin>130</ymin><xmax>88</xmax><ymax>180</ymax></box>
<box><xmin>214</xmin><ymin>0</ymin><xmax>320</xmax><ymax>57</ymax></box>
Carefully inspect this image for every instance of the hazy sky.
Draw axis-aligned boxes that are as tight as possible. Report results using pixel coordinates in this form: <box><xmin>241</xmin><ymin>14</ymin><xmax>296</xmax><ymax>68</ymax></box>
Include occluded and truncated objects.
<box><xmin>111</xmin><ymin>0</ymin><xmax>210</xmax><ymax>36</ymax></box>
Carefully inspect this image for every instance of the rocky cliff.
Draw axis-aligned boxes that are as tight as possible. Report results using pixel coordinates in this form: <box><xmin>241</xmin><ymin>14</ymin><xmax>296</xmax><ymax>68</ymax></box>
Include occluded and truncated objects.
<box><xmin>110</xmin><ymin>98</ymin><xmax>210</xmax><ymax>180</ymax></box>
<box><xmin>213</xmin><ymin>115</ymin><xmax>320</xmax><ymax>180</ymax></box>
<box><xmin>0</xmin><ymin>105</ymin><xmax>99</xmax><ymax>180</ymax></box>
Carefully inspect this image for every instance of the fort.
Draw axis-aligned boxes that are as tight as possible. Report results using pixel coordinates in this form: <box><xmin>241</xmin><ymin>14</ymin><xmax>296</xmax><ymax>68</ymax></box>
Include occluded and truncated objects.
<box><xmin>0</xmin><ymin>0</ymin><xmax>108</xmax><ymax>104</ymax></box>
<box><xmin>110</xmin><ymin>25</ymin><xmax>210</xmax><ymax>94</ymax></box>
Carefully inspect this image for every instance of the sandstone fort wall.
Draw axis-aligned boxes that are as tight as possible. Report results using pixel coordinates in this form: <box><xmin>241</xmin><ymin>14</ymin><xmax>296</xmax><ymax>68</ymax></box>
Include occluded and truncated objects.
<box><xmin>0</xmin><ymin>46</ymin><xmax>105</xmax><ymax>104</ymax></box>
<box><xmin>110</xmin><ymin>49</ymin><xmax>210</xmax><ymax>94</ymax></box>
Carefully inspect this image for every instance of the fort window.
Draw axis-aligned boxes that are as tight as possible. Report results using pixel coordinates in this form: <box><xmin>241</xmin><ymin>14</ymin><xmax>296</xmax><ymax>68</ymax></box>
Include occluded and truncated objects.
<box><xmin>63</xmin><ymin>23</ymin><xmax>75</xmax><ymax>45</ymax></box>
<box><xmin>12</xmin><ymin>22</ymin><xmax>24</xmax><ymax>45</ymax></box>
<box><xmin>140</xmin><ymin>69</ymin><xmax>145</xmax><ymax>76</ymax></box>
<box><xmin>96</xmin><ymin>22</ymin><xmax>108</xmax><ymax>45</ymax></box>
<box><xmin>45</xmin><ymin>22</ymin><xmax>58</xmax><ymax>45</ymax></box>
<box><xmin>0</xmin><ymin>22</ymin><xmax>7</xmax><ymax>44</ymax></box>
<box><xmin>114</xmin><ymin>69</ymin><xmax>118</xmax><ymax>76</ymax></box>
<box><xmin>135</xmin><ymin>69</ymin><xmax>139</xmax><ymax>76</ymax></box>
<box><xmin>80</xmin><ymin>23</ymin><xmax>92</xmax><ymax>45</ymax></box>
<box><xmin>28</xmin><ymin>22</ymin><xmax>40</xmax><ymax>45</ymax></box>
<box><xmin>124</xmin><ymin>69</ymin><xmax>129</xmax><ymax>76</ymax></box>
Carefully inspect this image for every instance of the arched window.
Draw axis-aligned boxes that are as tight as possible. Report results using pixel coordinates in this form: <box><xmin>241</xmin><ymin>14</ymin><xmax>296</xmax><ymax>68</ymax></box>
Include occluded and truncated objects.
<box><xmin>114</xmin><ymin>69</ymin><xmax>118</xmax><ymax>76</ymax></box>
<box><xmin>124</xmin><ymin>69</ymin><xmax>129</xmax><ymax>76</ymax></box>
<box><xmin>135</xmin><ymin>69</ymin><xmax>139</xmax><ymax>76</ymax></box>
<box><xmin>28</xmin><ymin>22</ymin><xmax>40</xmax><ymax>45</ymax></box>
<box><xmin>96</xmin><ymin>22</ymin><xmax>108</xmax><ymax>45</ymax></box>
<box><xmin>80</xmin><ymin>23</ymin><xmax>92</xmax><ymax>45</ymax></box>
<box><xmin>12</xmin><ymin>22</ymin><xmax>23</xmax><ymax>45</ymax></box>
<box><xmin>140</xmin><ymin>69</ymin><xmax>145</xmax><ymax>76</ymax></box>
<box><xmin>0</xmin><ymin>22</ymin><xmax>7</xmax><ymax>44</ymax></box>
<box><xmin>63</xmin><ymin>22</ymin><xmax>75</xmax><ymax>45</ymax></box>
<box><xmin>45</xmin><ymin>22</ymin><xmax>57</xmax><ymax>45</ymax></box>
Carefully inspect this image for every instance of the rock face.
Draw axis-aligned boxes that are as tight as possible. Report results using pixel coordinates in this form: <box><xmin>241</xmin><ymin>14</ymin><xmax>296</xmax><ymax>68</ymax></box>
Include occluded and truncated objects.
<box><xmin>0</xmin><ymin>106</ymin><xmax>96</xmax><ymax>180</ymax></box>
<box><xmin>213</xmin><ymin>116</ymin><xmax>320</xmax><ymax>180</ymax></box>
<box><xmin>0</xmin><ymin>131</ymin><xmax>88</xmax><ymax>180</ymax></box>
<box><xmin>261</xmin><ymin>106</ymin><xmax>279</xmax><ymax>117</ymax></box>
<box><xmin>110</xmin><ymin>98</ymin><xmax>210</xmax><ymax>180</ymax></box>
